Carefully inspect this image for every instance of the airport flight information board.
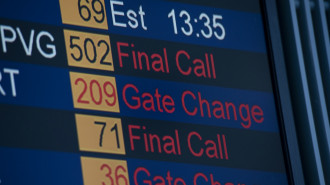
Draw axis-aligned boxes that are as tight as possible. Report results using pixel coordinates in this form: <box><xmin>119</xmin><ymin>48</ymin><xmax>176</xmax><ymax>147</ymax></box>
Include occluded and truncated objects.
<box><xmin>0</xmin><ymin>0</ymin><xmax>291</xmax><ymax>185</ymax></box>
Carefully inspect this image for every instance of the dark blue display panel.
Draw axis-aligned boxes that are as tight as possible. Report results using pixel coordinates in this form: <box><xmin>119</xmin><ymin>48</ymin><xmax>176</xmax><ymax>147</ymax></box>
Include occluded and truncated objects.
<box><xmin>0</xmin><ymin>0</ymin><xmax>290</xmax><ymax>185</ymax></box>
<box><xmin>0</xmin><ymin>147</ymin><xmax>288</xmax><ymax>185</ymax></box>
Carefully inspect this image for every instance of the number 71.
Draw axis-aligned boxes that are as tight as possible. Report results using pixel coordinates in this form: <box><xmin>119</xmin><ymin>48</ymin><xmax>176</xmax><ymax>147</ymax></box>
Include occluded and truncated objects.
<box><xmin>95</xmin><ymin>121</ymin><xmax>120</xmax><ymax>148</ymax></box>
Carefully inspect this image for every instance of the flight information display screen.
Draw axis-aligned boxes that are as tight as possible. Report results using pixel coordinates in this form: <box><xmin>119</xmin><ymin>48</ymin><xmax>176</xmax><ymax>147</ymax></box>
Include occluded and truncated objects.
<box><xmin>0</xmin><ymin>0</ymin><xmax>290</xmax><ymax>185</ymax></box>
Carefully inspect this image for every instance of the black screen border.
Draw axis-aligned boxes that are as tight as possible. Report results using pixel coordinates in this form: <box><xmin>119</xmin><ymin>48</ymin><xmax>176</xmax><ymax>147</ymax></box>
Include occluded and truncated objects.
<box><xmin>261</xmin><ymin>0</ymin><xmax>306</xmax><ymax>184</ymax></box>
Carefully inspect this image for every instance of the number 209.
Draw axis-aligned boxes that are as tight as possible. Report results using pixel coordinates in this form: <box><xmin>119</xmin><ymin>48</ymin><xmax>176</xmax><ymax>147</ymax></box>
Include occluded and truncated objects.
<box><xmin>70</xmin><ymin>72</ymin><xmax>120</xmax><ymax>113</ymax></box>
<box><xmin>75</xmin><ymin>78</ymin><xmax>116</xmax><ymax>106</ymax></box>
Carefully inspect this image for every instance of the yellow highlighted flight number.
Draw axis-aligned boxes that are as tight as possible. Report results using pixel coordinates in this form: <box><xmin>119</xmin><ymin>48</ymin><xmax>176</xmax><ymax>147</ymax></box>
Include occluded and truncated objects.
<box><xmin>70</xmin><ymin>72</ymin><xmax>119</xmax><ymax>113</ymax></box>
<box><xmin>59</xmin><ymin>0</ymin><xmax>108</xmax><ymax>30</ymax></box>
<box><xmin>64</xmin><ymin>30</ymin><xmax>114</xmax><ymax>71</ymax></box>
<box><xmin>81</xmin><ymin>157</ymin><xmax>130</xmax><ymax>185</ymax></box>
<box><xmin>75</xmin><ymin>114</ymin><xmax>125</xmax><ymax>155</ymax></box>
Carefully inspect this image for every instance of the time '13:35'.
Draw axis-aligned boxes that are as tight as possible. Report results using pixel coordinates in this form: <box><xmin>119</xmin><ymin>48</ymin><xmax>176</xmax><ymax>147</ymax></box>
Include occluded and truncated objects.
<box><xmin>168</xmin><ymin>9</ymin><xmax>225</xmax><ymax>40</ymax></box>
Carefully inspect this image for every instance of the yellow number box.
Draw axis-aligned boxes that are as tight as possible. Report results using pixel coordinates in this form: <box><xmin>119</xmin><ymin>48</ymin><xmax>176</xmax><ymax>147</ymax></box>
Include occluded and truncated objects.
<box><xmin>59</xmin><ymin>0</ymin><xmax>108</xmax><ymax>29</ymax></box>
<box><xmin>81</xmin><ymin>157</ymin><xmax>130</xmax><ymax>185</ymax></box>
<box><xmin>75</xmin><ymin>114</ymin><xmax>125</xmax><ymax>155</ymax></box>
<box><xmin>70</xmin><ymin>72</ymin><xmax>120</xmax><ymax>113</ymax></box>
<box><xmin>64</xmin><ymin>30</ymin><xmax>114</xmax><ymax>71</ymax></box>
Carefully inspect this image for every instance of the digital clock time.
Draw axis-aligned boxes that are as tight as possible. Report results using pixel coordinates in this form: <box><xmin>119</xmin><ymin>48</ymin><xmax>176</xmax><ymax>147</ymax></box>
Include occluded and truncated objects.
<box><xmin>168</xmin><ymin>9</ymin><xmax>226</xmax><ymax>40</ymax></box>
